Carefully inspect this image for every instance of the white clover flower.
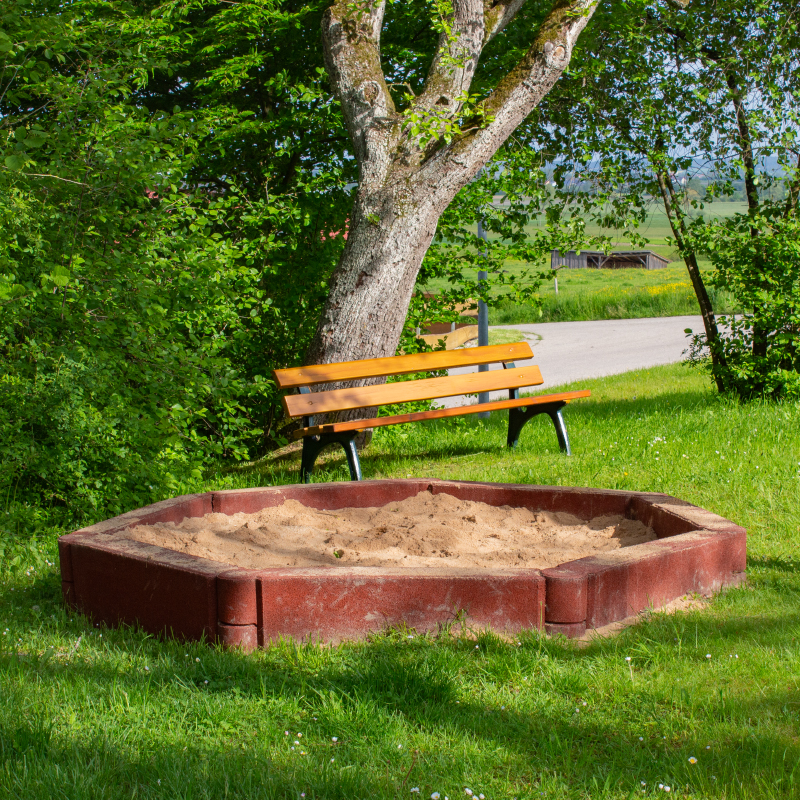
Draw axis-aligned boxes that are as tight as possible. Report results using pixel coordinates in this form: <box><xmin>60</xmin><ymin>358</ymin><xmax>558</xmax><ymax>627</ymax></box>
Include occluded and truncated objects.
<box><xmin>706</xmin><ymin>654</ymin><xmax>711</xmax><ymax>659</ymax></box>
<box><xmin>332</xmin><ymin>736</ymin><xmax>338</xmax><ymax>742</ymax></box>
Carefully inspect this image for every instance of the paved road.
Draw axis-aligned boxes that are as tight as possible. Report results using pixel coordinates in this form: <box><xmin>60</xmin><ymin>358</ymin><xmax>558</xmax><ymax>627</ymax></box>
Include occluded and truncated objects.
<box><xmin>442</xmin><ymin>315</ymin><xmax>703</xmax><ymax>407</ymax></box>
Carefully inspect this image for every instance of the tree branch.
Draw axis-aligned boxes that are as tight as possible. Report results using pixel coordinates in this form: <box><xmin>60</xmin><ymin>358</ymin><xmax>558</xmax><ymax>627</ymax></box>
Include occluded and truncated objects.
<box><xmin>12</xmin><ymin>171</ymin><xmax>90</xmax><ymax>187</ymax></box>
<box><xmin>725</xmin><ymin>70</ymin><xmax>759</xmax><ymax>215</ymax></box>
<box><xmin>482</xmin><ymin>0</ymin><xmax>597</xmax><ymax>117</ymax></box>
<box><xmin>321</xmin><ymin>0</ymin><xmax>394</xmax><ymax>176</ymax></box>
<box><xmin>415</xmin><ymin>0</ymin><xmax>486</xmax><ymax>114</ymax></box>
<box><xmin>784</xmin><ymin>150</ymin><xmax>800</xmax><ymax>218</ymax></box>
<box><xmin>483</xmin><ymin>0</ymin><xmax>528</xmax><ymax>43</ymax></box>
<box><xmin>429</xmin><ymin>0</ymin><xmax>598</xmax><ymax>183</ymax></box>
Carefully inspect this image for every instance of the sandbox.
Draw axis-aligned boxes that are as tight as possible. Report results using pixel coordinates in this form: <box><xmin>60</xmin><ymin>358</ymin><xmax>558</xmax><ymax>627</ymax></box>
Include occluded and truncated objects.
<box><xmin>58</xmin><ymin>480</ymin><xmax>746</xmax><ymax>645</ymax></box>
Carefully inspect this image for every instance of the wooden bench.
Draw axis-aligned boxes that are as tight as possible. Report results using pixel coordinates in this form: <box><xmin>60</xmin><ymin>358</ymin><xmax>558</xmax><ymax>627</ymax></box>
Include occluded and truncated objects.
<box><xmin>273</xmin><ymin>342</ymin><xmax>590</xmax><ymax>483</ymax></box>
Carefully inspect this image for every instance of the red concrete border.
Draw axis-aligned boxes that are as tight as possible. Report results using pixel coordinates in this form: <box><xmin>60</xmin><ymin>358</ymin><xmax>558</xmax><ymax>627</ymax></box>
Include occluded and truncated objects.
<box><xmin>58</xmin><ymin>480</ymin><xmax>745</xmax><ymax>646</ymax></box>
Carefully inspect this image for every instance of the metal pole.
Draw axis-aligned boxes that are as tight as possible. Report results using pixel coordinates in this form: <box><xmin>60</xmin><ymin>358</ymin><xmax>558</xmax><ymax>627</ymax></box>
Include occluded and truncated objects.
<box><xmin>477</xmin><ymin>219</ymin><xmax>490</xmax><ymax>417</ymax></box>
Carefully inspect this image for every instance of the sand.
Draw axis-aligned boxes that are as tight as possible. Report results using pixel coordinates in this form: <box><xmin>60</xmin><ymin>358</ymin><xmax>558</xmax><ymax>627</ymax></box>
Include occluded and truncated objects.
<box><xmin>123</xmin><ymin>490</ymin><xmax>656</xmax><ymax>571</ymax></box>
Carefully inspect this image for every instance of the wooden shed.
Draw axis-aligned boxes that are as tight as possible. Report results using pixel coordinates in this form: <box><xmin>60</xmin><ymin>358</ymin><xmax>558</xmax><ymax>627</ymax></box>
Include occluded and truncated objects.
<box><xmin>550</xmin><ymin>249</ymin><xmax>670</xmax><ymax>270</ymax></box>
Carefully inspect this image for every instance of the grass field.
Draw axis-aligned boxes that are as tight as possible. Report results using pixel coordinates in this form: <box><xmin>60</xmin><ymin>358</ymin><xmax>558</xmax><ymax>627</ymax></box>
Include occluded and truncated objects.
<box><xmin>427</xmin><ymin>202</ymin><xmax>746</xmax><ymax>323</ymax></box>
<box><xmin>2</xmin><ymin>364</ymin><xmax>799</xmax><ymax>799</ymax></box>
<box><xmin>492</xmin><ymin>264</ymin><xmax>736</xmax><ymax>325</ymax></box>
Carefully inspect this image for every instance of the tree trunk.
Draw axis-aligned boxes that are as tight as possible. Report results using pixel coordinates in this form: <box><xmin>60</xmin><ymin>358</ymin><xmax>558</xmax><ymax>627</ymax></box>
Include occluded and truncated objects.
<box><xmin>655</xmin><ymin>168</ymin><xmax>728</xmax><ymax>392</ymax></box>
<box><xmin>306</xmin><ymin>181</ymin><xmax>451</xmax><ymax>366</ymax></box>
<box><xmin>726</xmin><ymin>71</ymin><xmax>767</xmax><ymax>361</ymax></box>
<box><xmin>307</xmin><ymin>0</ymin><xmax>600</xmax><ymax>375</ymax></box>
<box><xmin>785</xmin><ymin>151</ymin><xmax>800</xmax><ymax>219</ymax></box>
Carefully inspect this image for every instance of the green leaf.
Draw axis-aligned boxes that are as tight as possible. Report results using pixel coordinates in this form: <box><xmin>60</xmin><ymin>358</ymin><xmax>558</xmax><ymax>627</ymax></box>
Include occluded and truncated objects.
<box><xmin>4</xmin><ymin>154</ymin><xmax>25</xmax><ymax>171</ymax></box>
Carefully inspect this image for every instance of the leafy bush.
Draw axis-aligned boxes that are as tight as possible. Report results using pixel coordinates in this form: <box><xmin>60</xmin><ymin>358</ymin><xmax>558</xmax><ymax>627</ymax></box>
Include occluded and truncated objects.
<box><xmin>689</xmin><ymin>209</ymin><xmax>800</xmax><ymax>398</ymax></box>
<box><xmin>0</xmin><ymin>2</ymin><xmax>342</xmax><ymax>528</ymax></box>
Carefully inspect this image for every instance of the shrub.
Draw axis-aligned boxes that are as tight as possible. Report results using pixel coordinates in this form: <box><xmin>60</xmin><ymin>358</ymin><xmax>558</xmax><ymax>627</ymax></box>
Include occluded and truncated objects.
<box><xmin>689</xmin><ymin>209</ymin><xmax>800</xmax><ymax>399</ymax></box>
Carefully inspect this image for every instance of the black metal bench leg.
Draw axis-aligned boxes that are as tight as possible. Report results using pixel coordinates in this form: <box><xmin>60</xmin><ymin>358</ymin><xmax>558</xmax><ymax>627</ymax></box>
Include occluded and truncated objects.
<box><xmin>301</xmin><ymin>432</ymin><xmax>363</xmax><ymax>483</ymax></box>
<box><xmin>301</xmin><ymin>436</ymin><xmax>322</xmax><ymax>484</ymax></box>
<box><xmin>547</xmin><ymin>407</ymin><xmax>571</xmax><ymax>455</ymax></box>
<box><xmin>341</xmin><ymin>435</ymin><xmax>363</xmax><ymax>481</ymax></box>
<box><xmin>506</xmin><ymin>401</ymin><xmax>571</xmax><ymax>454</ymax></box>
<box><xmin>507</xmin><ymin>407</ymin><xmax>527</xmax><ymax>448</ymax></box>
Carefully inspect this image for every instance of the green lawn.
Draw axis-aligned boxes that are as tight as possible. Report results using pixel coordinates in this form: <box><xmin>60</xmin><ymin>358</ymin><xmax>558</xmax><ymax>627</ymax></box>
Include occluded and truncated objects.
<box><xmin>427</xmin><ymin>202</ymin><xmax>746</xmax><ymax>323</ymax></box>
<box><xmin>2</xmin><ymin>364</ymin><xmax>799</xmax><ymax>799</ymax></box>
<box><xmin>492</xmin><ymin>263</ymin><xmax>736</xmax><ymax>325</ymax></box>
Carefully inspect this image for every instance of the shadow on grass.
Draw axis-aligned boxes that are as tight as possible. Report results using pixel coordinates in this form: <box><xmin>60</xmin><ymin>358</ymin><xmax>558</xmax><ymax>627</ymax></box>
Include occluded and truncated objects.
<box><xmin>560</xmin><ymin>391</ymin><xmax>717</xmax><ymax>421</ymax></box>
<box><xmin>219</xmin><ymin>385</ymin><xmax>722</xmax><ymax>487</ymax></box>
<box><xmin>2</xmin><ymin>575</ymin><xmax>799</xmax><ymax>798</ymax></box>
<box><xmin>747</xmin><ymin>555</ymin><xmax>800</xmax><ymax>575</ymax></box>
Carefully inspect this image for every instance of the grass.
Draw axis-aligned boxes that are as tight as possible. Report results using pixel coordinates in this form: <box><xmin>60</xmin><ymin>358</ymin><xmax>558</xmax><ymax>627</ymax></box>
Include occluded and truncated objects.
<box><xmin>519</xmin><ymin>200</ymin><xmax>750</xmax><ymax>257</ymax></box>
<box><xmin>2</xmin><ymin>364</ymin><xmax>800</xmax><ymax>799</ymax></box>
<box><xmin>492</xmin><ymin>264</ymin><xmax>736</xmax><ymax>325</ymax></box>
<box><xmin>486</xmin><ymin>328</ymin><xmax>534</xmax><ymax>345</ymax></box>
<box><xmin>426</xmin><ymin>202</ymin><xmax>746</xmax><ymax>323</ymax></box>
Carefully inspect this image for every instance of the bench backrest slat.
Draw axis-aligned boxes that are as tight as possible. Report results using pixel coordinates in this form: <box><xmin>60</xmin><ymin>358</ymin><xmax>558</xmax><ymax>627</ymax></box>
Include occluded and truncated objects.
<box><xmin>283</xmin><ymin>365</ymin><xmax>543</xmax><ymax>417</ymax></box>
<box><xmin>272</xmin><ymin>342</ymin><xmax>534</xmax><ymax>389</ymax></box>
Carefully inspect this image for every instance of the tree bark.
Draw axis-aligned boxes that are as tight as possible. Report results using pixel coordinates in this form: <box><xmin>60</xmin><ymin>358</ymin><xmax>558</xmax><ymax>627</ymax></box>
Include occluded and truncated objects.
<box><xmin>726</xmin><ymin>72</ymin><xmax>760</xmax><ymax>217</ymax></box>
<box><xmin>725</xmin><ymin>70</ymin><xmax>768</xmax><ymax>361</ymax></box>
<box><xmin>784</xmin><ymin>151</ymin><xmax>800</xmax><ymax>219</ymax></box>
<box><xmin>307</xmin><ymin>0</ymin><xmax>599</xmax><ymax>369</ymax></box>
<box><xmin>655</xmin><ymin>168</ymin><xmax>727</xmax><ymax>392</ymax></box>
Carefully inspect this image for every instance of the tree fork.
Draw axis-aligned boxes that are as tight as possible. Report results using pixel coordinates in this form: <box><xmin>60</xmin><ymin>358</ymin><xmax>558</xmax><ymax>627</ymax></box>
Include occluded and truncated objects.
<box><xmin>308</xmin><ymin>0</ymin><xmax>600</xmax><ymax>383</ymax></box>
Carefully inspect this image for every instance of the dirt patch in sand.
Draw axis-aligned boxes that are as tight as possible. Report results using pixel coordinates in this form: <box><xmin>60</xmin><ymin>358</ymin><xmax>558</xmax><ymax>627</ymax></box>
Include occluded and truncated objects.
<box><xmin>122</xmin><ymin>490</ymin><xmax>656</xmax><ymax>571</ymax></box>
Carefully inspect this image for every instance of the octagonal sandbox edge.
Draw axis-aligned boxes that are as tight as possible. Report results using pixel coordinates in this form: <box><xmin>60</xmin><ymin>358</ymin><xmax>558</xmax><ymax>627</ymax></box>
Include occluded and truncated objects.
<box><xmin>57</xmin><ymin>480</ymin><xmax>746</xmax><ymax>645</ymax></box>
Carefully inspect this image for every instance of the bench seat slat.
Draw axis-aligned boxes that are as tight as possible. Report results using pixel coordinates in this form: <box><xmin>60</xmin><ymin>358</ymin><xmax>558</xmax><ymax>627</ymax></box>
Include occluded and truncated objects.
<box><xmin>291</xmin><ymin>390</ymin><xmax>591</xmax><ymax>439</ymax></box>
<box><xmin>283</xmin><ymin>365</ymin><xmax>544</xmax><ymax>417</ymax></box>
<box><xmin>272</xmin><ymin>342</ymin><xmax>534</xmax><ymax>389</ymax></box>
